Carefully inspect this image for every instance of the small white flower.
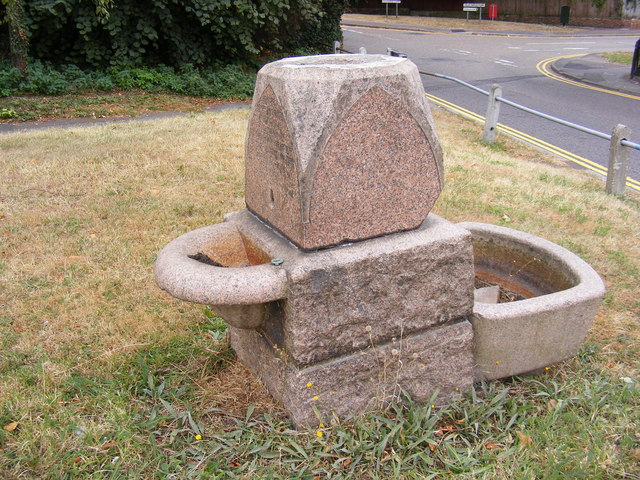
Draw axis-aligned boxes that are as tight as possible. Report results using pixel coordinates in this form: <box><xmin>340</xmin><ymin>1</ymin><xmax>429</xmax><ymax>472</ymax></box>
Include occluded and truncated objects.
<box><xmin>620</xmin><ymin>377</ymin><xmax>633</xmax><ymax>384</ymax></box>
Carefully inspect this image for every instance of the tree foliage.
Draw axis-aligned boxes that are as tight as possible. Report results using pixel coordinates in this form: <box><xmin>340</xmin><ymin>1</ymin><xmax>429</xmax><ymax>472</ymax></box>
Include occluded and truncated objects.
<box><xmin>2</xmin><ymin>0</ymin><xmax>347</xmax><ymax>68</ymax></box>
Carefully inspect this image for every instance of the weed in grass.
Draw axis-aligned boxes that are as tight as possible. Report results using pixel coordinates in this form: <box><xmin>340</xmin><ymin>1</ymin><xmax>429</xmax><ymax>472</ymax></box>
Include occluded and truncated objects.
<box><xmin>481</xmin><ymin>140</ymin><xmax>508</xmax><ymax>152</ymax></box>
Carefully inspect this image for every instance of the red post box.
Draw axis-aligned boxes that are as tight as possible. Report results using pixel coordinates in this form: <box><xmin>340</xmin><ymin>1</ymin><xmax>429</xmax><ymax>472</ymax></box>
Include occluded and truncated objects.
<box><xmin>488</xmin><ymin>3</ymin><xmax>498</xmax><ymax>19</ymax></box>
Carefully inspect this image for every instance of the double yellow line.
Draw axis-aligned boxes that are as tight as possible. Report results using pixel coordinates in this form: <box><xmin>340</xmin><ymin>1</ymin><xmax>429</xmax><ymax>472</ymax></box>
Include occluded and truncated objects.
<box><xmin>537</xmin><ymin>54</ymin><xmax>640</xmax><ymax>101</ymax></box>
<box><xmin>425</xmin><ymin>92</ymin><xmax>640</xmax><ymax>192</ymax></box>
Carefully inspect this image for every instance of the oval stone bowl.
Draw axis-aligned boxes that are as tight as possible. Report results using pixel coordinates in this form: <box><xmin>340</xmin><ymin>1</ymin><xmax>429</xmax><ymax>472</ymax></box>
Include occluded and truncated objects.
<box><xmin>154</xmin><ymin>222</ymin><xmax>287</xmax><ymax>329</ymax></box>
<box><xmin>458</xmin><ymin>222</ymin><xmax>606</xmax><ymax>381</ymax></box>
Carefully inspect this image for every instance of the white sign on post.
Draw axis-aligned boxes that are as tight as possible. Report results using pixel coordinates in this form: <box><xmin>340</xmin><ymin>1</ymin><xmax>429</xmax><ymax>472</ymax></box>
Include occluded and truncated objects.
<box><xmin>382</xmin><ymin>0</ymin><xmax>400</xmax><ymax>18</ymax></box>
<box><xmin>463</xmin><ymin>2</ymin><xmax>485</xmax><ymax>19</ymax></box>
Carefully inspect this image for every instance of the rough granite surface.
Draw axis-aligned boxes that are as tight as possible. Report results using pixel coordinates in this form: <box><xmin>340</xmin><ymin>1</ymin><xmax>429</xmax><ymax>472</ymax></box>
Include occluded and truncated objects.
<box><xmin>230</xmin><ymin>320</ymin><xmax>475</xmax><ymax>427</ymax></box>
<box><xmin>222</xmin><ymin>210</ymin><xmax>475</xmax><ymax>367</ymax></box>
<box><xmin>244</xmin><ymin>54</ymin><xmax>444</xmax><ymax>250</ymax></box>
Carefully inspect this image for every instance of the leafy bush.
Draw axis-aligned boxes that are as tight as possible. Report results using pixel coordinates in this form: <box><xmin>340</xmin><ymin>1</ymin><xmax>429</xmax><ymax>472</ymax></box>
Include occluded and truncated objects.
<box><xmin>0</xmin><ymin>65</ymin><xmax>21</xmax><ymax>96</ymax></box>
<box><xmin>291</xmin><ymin>0</ymin><xmax>348</xmax><ymax>52</ymax></box>
<box><xmin>15</xmin><ymin>0</ymin><xmax>344</xmax><ymax>68</ymax></box>
<box><xmin>0</xmin><ymin>61</ymin><xmax>256</xmax><ymax>98</ymax></box>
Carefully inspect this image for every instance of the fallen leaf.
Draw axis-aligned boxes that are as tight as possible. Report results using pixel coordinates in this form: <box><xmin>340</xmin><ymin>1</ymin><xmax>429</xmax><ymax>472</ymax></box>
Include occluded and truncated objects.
<box><xmin>210</xmin><ymin>119</ymin><xmax>217</xmax><ymax>125</ymax></box>
<box><xmin>428</xmin><ymin>443</ymin><xmax>437</xmax><ymax>452</ymax></box>
<box><xmin>73</xmin><ymin>457</ymin><xmax>81</xmax><ymax>464</ymax></box>
<box><xmin>548</xmin><ymin>399</ymin><xmax>558</xmax><ymax>409</ymax></box>
<box><xmin>484</xmin><ymin>441</ymin><xmax>501</xmax><ymax>450</ymax></box>
<box><xmin>517</xmin><ymin>431</ymin><xmax>532</xmax><ymax>446</ymax></box>
<box><xmin>3</xmin><ymin>421</ymin><xmax>18</xmax><ymax>432</ymax></box>
<box><xmin>342</xmin><ymin>457</ymin><xmax>351</xmax><ymax>466</ymax></box>
<box><xmin>605</xmin><ymin>360</ymin><xmax>615</xmax><ymax>369</ymax></box>
<box><xmin>101</xmin><ymin>441</ymin><xmax>116</xmax><ymax>450</ymax></box>
<box><xmin>435</xmin><ymin>425</ymin><xmax>456</xmax><ymax>435</ymax></box>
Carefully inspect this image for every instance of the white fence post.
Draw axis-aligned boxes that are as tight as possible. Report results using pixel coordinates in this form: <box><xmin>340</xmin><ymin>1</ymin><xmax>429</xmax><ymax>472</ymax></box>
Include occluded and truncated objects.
<box><xmin>483</xmin><ymin>84</ymin><xmax>502</xmax><ymax>144</ymax></box>
<box><xmin>605</xmin><ymin>124</ymin><xmax>631</xmax><ymax>196</ymax></box>
<box><xmin>334</xmin><ymin>41</ymin><xmax>341</xmax><ymax>54</ymax></box>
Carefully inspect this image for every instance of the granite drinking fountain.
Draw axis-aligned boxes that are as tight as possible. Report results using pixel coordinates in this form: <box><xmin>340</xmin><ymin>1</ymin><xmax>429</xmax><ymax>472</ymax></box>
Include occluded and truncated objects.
<box><xmin>155</xmin><ymin>54</ymin><xmax>605</xmax><ymax>426</ymax></box>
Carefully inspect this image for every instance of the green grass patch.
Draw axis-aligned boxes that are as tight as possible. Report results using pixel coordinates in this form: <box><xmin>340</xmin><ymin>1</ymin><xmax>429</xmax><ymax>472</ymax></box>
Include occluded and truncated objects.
<box><xmin>600</xmin><ymin>51</ymin><xmax>633</xmax><ymax>65</ymax></box>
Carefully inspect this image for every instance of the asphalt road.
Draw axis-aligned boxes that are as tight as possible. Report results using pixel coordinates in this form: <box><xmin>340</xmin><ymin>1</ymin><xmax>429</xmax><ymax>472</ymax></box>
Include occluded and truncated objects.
<box><xmin>342</xmin><ymin>26</ymin><xmax>640</xmax><ymax>185</ymax></box>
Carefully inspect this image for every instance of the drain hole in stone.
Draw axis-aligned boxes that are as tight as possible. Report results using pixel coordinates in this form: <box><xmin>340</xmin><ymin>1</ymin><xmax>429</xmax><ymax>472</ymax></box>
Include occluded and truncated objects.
<box><xmin>268</xmin><ymin>189</ymin><xmax>275</xmax><ymax>208</ymax></box>
<box><xmin>188</xmin><ymin>252</ymin><xmax>225</xmax><ymax>267</ymax></box>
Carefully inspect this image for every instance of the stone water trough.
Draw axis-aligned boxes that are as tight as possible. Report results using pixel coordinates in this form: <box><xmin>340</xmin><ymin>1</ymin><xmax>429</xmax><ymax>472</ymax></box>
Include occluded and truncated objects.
<box><xmin>155</xmin><ymin>54</ymin><xmax>605</xmax><ymax>426</ymax></box>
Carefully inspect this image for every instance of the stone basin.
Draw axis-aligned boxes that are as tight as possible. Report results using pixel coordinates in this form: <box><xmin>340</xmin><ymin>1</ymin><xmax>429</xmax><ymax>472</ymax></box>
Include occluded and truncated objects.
<box><xmin>154</xmin><ymin>218</ymin><xmax>288</xmax><ymax>329</ymax></box>
<box><xmin>459</xmin><ymin>222</ymin><xmax>606</xmax><ymax>381</ymax></box>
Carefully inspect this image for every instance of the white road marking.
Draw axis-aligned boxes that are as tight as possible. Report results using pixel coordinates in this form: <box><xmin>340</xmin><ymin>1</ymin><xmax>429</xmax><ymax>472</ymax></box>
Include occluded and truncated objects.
<box><xmin>495</xmin><ymin>59</ymin><xmax>518</xmax><ymax>67</ymax></box>
<box><xmin>563</xmin><ymin>47</ymin><xmax>589</xmax><ymax>50</ymax></box>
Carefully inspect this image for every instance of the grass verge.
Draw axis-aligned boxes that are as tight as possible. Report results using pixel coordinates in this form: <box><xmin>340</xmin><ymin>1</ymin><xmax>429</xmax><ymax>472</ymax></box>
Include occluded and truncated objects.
<box><xmin>1</xmin><ymin>107</ymin><xmax>638</xmax><ymax>479</ymax></box>
<box><xmin>600</xmin><ymin>51</ymin><xmax>634</xmax><ymax>65</ymax></box>
<box><xmin>0</xmin><ymin>92</ymin><xmax>236</xmax><ymax>123</ymax></box>
<box><xmin>341</xmin><ymin>13</ymin><xmax>582</xmax><ymax>33</ymax></box>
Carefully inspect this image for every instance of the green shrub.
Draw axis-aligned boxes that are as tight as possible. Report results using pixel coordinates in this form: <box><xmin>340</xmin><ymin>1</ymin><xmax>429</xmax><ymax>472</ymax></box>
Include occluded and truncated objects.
<box><xmin>0</xmin><ymin>65</ymin><xmax>22</xmax><ymax>96</ymax></box>
<box><xmin>0</xmin><ymin>61</ymin><xmax>256</xmax><ymax>98</ymax></box>
<box><xmin>18</xmin><ymin>61</ymin><xmax>68</xmax><ymax>94</ymax></box>
<box><xmin>16</xmin><ymin>0</ymin><xmax>344</xmax><ymax>68</ymax></box>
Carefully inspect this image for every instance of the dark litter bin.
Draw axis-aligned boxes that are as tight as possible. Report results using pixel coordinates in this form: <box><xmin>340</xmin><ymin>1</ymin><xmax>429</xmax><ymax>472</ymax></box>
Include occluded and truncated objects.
<box><xmin>560</xmin><ymin>6</ymin><xmax>570</xmax><ymax>26</ymax></box>
<box><xmin>632</xmin><ymin>39</ymin><xmax>640</xmax><ymax>80</ymax></box>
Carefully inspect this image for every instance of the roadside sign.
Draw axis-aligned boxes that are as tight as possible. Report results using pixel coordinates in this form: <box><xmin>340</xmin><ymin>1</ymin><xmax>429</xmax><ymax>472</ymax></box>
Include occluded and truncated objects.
<box><xmin>382</xmin><ymin>0</ymin><xmax>400</xmax><ymax>18</ymax></box>
<box><xmin>463</xmin><ymin>2</ymin><xmax>485</xmax><ymax>19</ymax></box>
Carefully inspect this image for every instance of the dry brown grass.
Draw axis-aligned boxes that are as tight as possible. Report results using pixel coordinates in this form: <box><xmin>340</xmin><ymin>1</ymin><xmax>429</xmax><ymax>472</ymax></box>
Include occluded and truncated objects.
<box><xmin>343</xmin><ymin>13</ymin><xmax>582</xmax><ymax>33</ymax></box>
<box><xmin>2</xmin><ymin>105</ymin><xmax>638</xmax><ymax>389</ymax></box>
<box><xmin>1</xmin><ymin>105</ymin><xmax>638</xmax><ymax>477</ymax></box>
<box><xmin>1</xmin><ymin>110</ymin><xmax>247</xmax><ymax>375</ymax></box>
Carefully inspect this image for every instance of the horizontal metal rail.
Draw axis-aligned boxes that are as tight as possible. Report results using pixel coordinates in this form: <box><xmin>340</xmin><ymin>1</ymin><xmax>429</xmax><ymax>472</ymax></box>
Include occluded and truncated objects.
<box><xmin>420</xmin><ymin>70</ymin><xmax>640</xmax><ymax>151</ymax></box>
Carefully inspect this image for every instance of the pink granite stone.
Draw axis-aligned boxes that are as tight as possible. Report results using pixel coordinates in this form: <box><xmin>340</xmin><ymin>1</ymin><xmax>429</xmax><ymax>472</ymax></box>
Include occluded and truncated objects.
<box><xmin>244</xmin><ymin>54</ymin><xmax>443</xmax><ymax>250</ymax></box>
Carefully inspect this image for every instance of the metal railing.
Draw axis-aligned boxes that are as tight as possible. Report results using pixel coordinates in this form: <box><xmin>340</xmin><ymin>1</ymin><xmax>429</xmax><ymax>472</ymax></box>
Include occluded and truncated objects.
<box><xmin>333</xmin><ymin>42</ymin><xmax>638</xmax><ymax>195</ymax></box>
<box><xmin>419</xmin><ymin>69</ymin><xmax>638</xmax><ymax>195</ymax></box>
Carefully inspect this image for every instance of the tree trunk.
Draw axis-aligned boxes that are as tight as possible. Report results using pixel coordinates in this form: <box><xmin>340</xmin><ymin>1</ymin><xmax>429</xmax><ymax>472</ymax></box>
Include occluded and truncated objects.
<box><xmin>7</xmin><ymin>0</ymin><xmax>28</xmax><ymax>79</ymax></box>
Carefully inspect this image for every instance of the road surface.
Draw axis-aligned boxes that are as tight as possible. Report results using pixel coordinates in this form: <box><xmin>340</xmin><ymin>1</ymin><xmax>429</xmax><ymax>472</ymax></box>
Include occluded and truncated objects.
<box><xmin>342</xmin><ymin>25</ymin><xmax>640</xmax><ymax>188</ymax></box>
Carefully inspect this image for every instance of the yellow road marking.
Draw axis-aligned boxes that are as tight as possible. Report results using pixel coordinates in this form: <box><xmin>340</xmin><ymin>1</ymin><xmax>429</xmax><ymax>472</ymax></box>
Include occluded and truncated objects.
<box><xmin>425</xmin><ymin>92</ymin><xmax>640</xmax><ymax>191</ymax></box>
<box><xmin>536</xmin><ymin>55</ymin><xmax>640</xmax><ymax>101</ymax></box>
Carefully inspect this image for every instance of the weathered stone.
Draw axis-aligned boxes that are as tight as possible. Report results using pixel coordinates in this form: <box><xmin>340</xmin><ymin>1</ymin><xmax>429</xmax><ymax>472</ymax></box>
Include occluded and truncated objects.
<box><xmin>245</xmin><ymin>54</ymin><xmax>444</xmax><ymax>250</ymax></box>
<box><xmin>474</xmin><ymin>286</ymin><xmax>500</xmax><ymax>304</ymax></box>
<box><xmin>230</xmin><ymin>320</ymin><xmax>475</xmax><ymax>427</ymax></box>
<box><xmin>459</xmin><ymin>222</ymin><xmax>606</xmax><ymax>381</ymax></box>
<box><xmin>221</xmin><ymin>210</ymin><xmax>475</xmax><ymax>367</ymax></box>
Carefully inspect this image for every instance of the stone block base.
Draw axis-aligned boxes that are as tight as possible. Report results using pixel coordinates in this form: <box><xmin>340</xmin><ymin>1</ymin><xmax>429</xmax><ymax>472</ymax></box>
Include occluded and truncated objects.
<box><xmin>230</xmin><ymin>320</ymin><xmax>475</xmax><ymax>427</ymax></box>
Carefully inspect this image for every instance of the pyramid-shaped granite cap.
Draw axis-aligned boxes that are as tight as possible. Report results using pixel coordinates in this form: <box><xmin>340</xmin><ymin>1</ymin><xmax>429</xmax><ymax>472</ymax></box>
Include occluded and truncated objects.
<box><xmin>245</xmin><ymin>54</ymin><xmax>444</xmax><ymax>250</ymax></box>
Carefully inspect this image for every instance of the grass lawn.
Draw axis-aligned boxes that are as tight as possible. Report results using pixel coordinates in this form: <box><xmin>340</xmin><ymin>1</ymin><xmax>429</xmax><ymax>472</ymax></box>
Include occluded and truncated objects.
<box><xmin>0</xmin><ymin>92</ymin><xmax>236</xmax><ymax>123</ymax></box>
<box><xmin>600</xmin><ymin>51</ymin><xmax>634</xmax><ymax>65</ymax></box>
<box><xmin>1</xmin><ymin>107</ymin><xmax>638</xmax><ymax>479</ymax></box>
